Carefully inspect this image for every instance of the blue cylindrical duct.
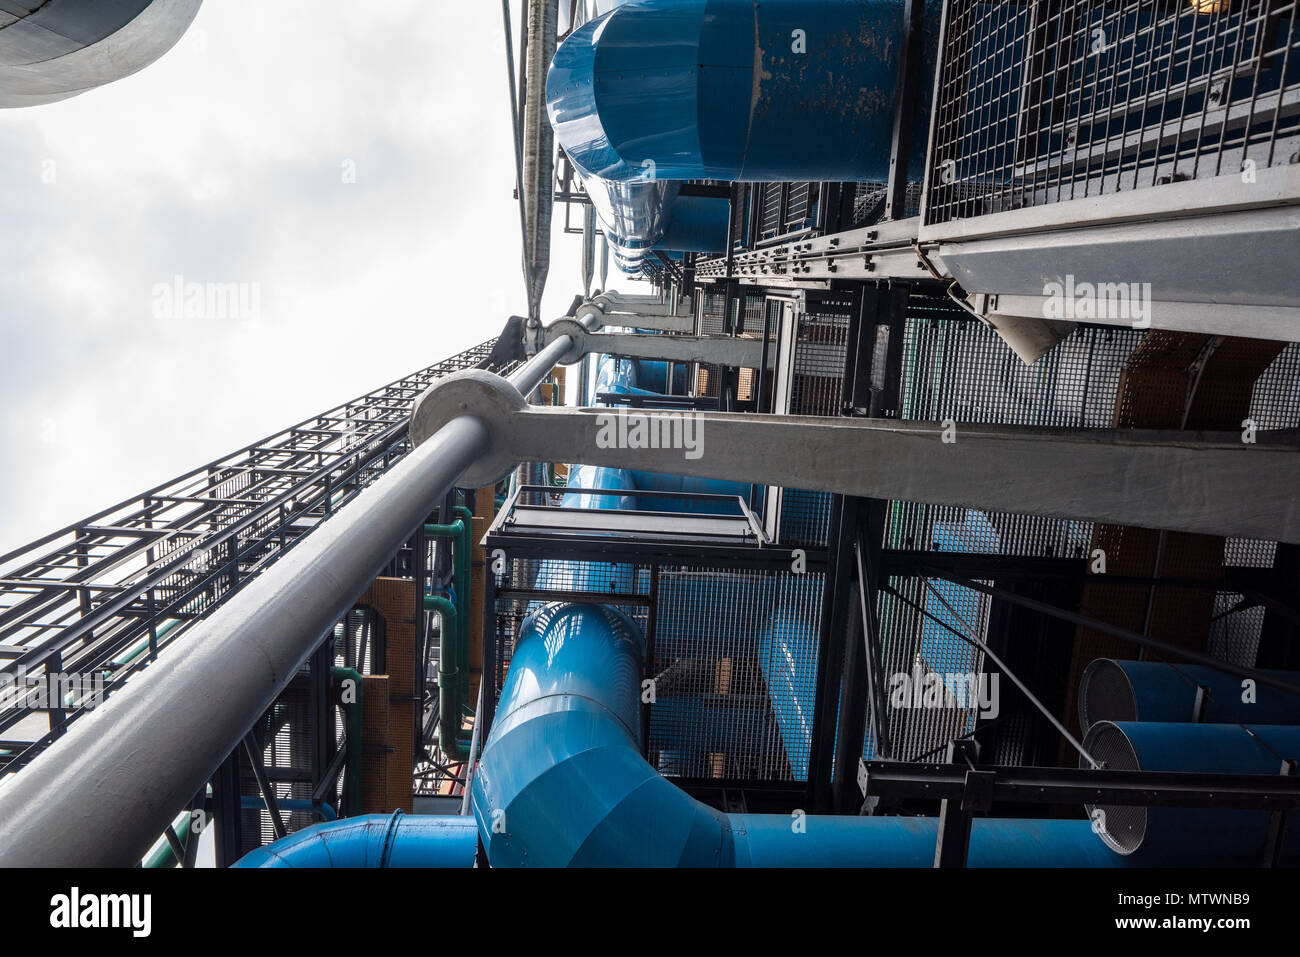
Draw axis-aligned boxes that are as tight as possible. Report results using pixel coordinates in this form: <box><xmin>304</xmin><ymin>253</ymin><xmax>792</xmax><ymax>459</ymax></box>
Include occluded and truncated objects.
<box><xmin>1080</xmin><ymin>658</ymin><xmax>1300</xmax><ymax>730</ymax></box>
<box><xmin>583</xmin><ymin>180</ymin><xmax>730</xmax><ymax>271</ymax></box>
<box><xmin>656</xmin><ymin>195</ymin><xmax>730</xmax><ymax>252</ymax></box>
<box><xmin>1083</xmin><ymin>721</ymin><xmax>1300</xmax><ymax>865</ymax></box>
<box><xmin>472</xmin><ymin>601</ymin><xmax>1127</xmax><ymax>866</ymax></box>
<box><xmin>232</xmin><ymin>811</ymin><xmax>477</xmax><ymax>868</ymax></box>
<box><xmin>548</xmin><ymin>0</ymin><xmax>938</xmax><ymax>273</ymax></box>
<box><xmin>239</xmin><ymin>796</ymin><xmax>337</xmax><ymax>821</ymax></box>
<box><xmin>548</xmin><ymin>0</ymin><xmax>936</xmax><ymax>183</ymax></box>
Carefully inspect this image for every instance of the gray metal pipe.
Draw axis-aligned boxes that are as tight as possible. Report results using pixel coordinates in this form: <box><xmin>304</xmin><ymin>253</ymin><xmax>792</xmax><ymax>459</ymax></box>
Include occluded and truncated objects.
<box><xmin>521</xmin><ymin>0</ymin><xmax>558</xmax><ymax>322</ymax></box>
<box><xmin>0</xmin><ymin>342</ymin><xmax>569</xmax><ymax>867</ymax></box>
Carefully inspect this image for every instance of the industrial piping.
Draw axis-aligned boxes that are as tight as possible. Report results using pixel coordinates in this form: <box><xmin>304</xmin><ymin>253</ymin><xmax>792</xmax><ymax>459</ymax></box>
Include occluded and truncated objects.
<box><xmin>1083</xmin><ymin>720</ymin><xmax>1300</xmax><ymax>866</ymax></box>
<box><xmin>470</xmin><ymin>602</ymin><xmax>1126</xmax><ymax>867</ymax></box>
<box><xmin>0</xmin><ymin>331</ymin><xmax>582</xmax><ymax>867</ymax></box>
<box><xmin>546</xmin><ymin>0</ymin><xmax>937</xmax><ymax>273</ymax></box>
<box><xmin>1080</xmin><ymin>658</ymin><xmax>1300</xmax><ymax>730</ymax></box>
<box><xmin>233</xmin><ymin>811</ymin><xmax>477</xmax><ymax>868</ymax></box>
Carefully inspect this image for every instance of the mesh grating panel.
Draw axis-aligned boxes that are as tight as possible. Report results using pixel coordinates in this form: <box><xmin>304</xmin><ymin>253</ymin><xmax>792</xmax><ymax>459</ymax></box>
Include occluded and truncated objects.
<box><xmin>1208</xmin><ymin>591</ymin><xmax>1267</xmax><ymax>666</ymax></box>
<box><xmin>1079</xmin><ymin>658</ymin><xmax>1138</xmax><ymax>729</ymax></box>
<box><xmin>873</xmin><ymin>575</ymin><xmax>988</xmax><ymax>762</ymax></box>
<box><xmin>1083</xmin><ymin>722</ymin><xmax>1146</xmax><ymax>855</ymax></box>
<box><xmin>927</xmin><ymin>1</ymin><xmax>1300</xmax><ymax>225</ymax></box>
<box><xmin>649</xmin><ymin>569</ymin><xmax>823</xmax><ymax>781</ymax></box>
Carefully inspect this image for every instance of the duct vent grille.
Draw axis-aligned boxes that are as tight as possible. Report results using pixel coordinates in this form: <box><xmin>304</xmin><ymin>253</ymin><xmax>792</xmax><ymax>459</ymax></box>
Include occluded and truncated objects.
<box><xmin>1082</xmin><ymin>722</ymin><xmax>1146</xmax><ymax>855</ymax></box>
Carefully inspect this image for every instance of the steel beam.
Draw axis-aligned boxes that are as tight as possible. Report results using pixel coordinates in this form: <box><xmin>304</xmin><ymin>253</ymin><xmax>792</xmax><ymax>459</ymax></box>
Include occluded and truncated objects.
<box><xmin>861</xmin><ymin>760</ymin><xmax>1300</xmax><ymax>810</ymax></box>
<box><xmin>563</xmin><ymin>330</ymin><xmax>772</xmax><ymax>369</ymax></box>
<box><xmin>411</xmin><ymin>374</ymin><xmax>1300</xmax><ymax>544</ymax></box>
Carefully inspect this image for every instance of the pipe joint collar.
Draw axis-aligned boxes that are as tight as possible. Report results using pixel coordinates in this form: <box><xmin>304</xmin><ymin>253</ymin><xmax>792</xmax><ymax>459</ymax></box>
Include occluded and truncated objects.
<box><xmin>410</xmin><ymin>370</ymin><xmax>527</xmax><ymax>488</ymax></box>
<box><xmin>543</xmin><ymin>319</ymin><xmax>590</xmax><ymax>366</ymax></box>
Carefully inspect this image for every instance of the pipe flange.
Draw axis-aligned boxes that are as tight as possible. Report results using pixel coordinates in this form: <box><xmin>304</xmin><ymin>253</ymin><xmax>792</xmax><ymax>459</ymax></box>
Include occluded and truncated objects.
<box><xmin>543</xmin><ymin>318</ymin><xmax>589</xmax><ymax>365</ymax></box>
<box><xmin>410</xmin><ymin>370</ymin><xmax>527</xmax><ymax>488</ymax></box>
<box><xmin>573</xmin><ymin>303</ymin><xmax>606</xmax><ymax>328</ymax></box>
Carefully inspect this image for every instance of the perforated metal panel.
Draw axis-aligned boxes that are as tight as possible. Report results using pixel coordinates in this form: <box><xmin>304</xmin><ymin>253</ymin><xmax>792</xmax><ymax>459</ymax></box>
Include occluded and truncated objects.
<box><xmin>927</xmin><ymin>1</ymin><xmax>1300</xmax><ymax>225</ymax></box>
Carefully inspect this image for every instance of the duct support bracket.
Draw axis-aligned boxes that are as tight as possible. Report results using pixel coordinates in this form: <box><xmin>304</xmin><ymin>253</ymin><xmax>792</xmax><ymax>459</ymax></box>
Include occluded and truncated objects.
<box><xmin>539</xmin><ymin>322</ymin><xmax>771</xmax><ymax>369</ymax></box>
<box><xmin>411</xmin><ymin>370</ymin><xmax>1300</xmax><ymax>543</ymax></box>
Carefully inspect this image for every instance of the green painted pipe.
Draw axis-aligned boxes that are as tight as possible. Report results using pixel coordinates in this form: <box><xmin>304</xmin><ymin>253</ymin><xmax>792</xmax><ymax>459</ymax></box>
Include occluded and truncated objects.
<box><xmin>424</xmin><ymin>509</ymin><xmax>474</xmax><ymax>762</ymax></box>
<box><xmin>451</xmin><ymin>504</ymin><xmax>475</xmax><ymax>701</ymax></box>
<box><xmin>331</xmin><ymin>667</ymin><xmax>365</xmax><ymax>816</ymax></box>
<box><xmin>144</xmin><ymin>809</ymin><xmax>193</xmax><ymax>869</ymax></box>
<box><xmin>423</xmin><ymin>595</ymin><xmax>466</xmax><ymax>760</ymax></box>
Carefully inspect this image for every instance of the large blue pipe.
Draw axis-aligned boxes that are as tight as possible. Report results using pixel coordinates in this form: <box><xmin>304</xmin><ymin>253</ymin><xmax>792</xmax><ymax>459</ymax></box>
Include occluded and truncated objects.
<box><xmin>1083</xmin><ymin>721</ymin><xmax>1300</xmax><ymax>866</ymax></box>
<box><xmin>471</xmin><ymin>601</ymin><xmax>1126</xmax><ymax>866</ymax></box>
<box><xmin>548</xmin><ymin>0</ymin><xmax>938</xmax><ymax>272</ymax></box>
<box><xmin>233</xmin><ymin>811</ymin><xmax>477</xmax><ymax>868</ymax></box>
<box><xmin>1080</xmin><ymin>658</ymin><xmax>1300</xmax><ymax>730</ymax></box>
<box><xmin>548</xmin><ymin>0</ymin><xmax>933</xmax><ymax>182</ymax></box>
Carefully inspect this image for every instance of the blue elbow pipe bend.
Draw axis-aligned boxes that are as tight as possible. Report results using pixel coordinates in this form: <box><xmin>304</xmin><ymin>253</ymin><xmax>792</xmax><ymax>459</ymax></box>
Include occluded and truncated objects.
<box><xmin>548</xmin><ymin>0</ymin><xmax>939</xmax><ymax>272</ymax></box>
<box><xmin>548</xmin><ymin>0</ymin><xmax>935</xmax><ymax>183</ymax></box>
<box><xmin>232</xmin><ymin>812</ymin><xmax>477</xmax><ymax>868</ymax></box>
<box><xmin>471</xmin><ymin>602</ymin><xmax>1129</xmax><ymax>867</ymax></box>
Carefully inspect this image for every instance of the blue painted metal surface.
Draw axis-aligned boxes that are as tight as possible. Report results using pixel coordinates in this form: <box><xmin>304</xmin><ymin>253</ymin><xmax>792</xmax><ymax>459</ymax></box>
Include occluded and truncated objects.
<box><xmin>549</xmin><ymin>0</ymin><xmax>931</xmax><ymax>182</ymax></box>
<box><xmin>548</xmin><ymin>0</ymin><xmax>938</xmax><ymax>272</ymax></box>
<box><xmin>1082</xmin><ymin>659</ymin><xmax>1300</xmax><ymax>729</ymax></box>
<box><xmin>470</xmin><ymin>601</ymin><xmax>1127</xmax><ymax>866</ymax></box>
<box><xmin>1085</xmin><ymin>721</ymin><xmax>1300</xmax><ymax>865</ymax></box>
<box><xmin>232</xmin><ymin>811</ymin><xmax>477</xmax><ymax>868</ymax></box>
<box><xmin>239</xmin><ymin>796</ymin><xmax>337</xmax><ymax>821</ymax></box>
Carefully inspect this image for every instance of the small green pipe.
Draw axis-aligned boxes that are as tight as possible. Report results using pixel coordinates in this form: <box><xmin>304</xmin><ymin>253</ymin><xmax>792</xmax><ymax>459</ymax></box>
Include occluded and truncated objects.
<box><xmin>331</xmin><ymin>666</ymin><xmax>365</xmax><ymax>816</ymax></box>
<box><xmin>424</xmin><ymin>511</ymin><xmax>473</xmax><ymax>762</ymax></box>
<box><xmin>423</xmin><ymin>595</ymin><xmax>465</xmax><ymax>760</ymax></box>
<box><xmin>451</xmin><ymin>504</ymin><xmax>475</xmax><ymax>697</ymax></box>
<box><xmin>145</xmin><ymin>809</ymin><xmax>192</xmax><ymax>869</ymax></box>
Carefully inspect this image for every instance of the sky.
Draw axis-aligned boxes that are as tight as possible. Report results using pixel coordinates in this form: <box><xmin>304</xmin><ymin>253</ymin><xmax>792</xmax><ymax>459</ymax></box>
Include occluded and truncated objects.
<box><xmin>0</xmin><ymin>0</ymin><xmax>628</xmax><ymax>552</ymax></box>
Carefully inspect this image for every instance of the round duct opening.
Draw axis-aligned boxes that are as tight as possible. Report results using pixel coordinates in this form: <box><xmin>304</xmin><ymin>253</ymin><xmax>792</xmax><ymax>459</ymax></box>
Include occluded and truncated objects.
<box><xmin>1082</xmin><ymin>721</ymin><xmax>1145</xmax><ymax>855</ymax></box>
<box><xmin>1079</xmin><ymin>658</ymin><xmax>1136</xmax><ymax>730</ymax></box>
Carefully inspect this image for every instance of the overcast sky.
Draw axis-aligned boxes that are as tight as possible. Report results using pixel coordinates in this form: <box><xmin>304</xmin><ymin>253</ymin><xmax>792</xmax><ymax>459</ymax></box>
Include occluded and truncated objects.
<box><xmin>0</xmin><ymin>1</ymin><xmax>620</xmax><ymax>551</ymax></box>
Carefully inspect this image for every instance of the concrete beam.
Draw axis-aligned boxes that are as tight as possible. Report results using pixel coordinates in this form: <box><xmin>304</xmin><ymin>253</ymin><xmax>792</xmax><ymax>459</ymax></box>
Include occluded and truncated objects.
<box><xmin>411</xmin><ymin>371</ymin><xmax>1300</xmax><ymax>544</ymax></box>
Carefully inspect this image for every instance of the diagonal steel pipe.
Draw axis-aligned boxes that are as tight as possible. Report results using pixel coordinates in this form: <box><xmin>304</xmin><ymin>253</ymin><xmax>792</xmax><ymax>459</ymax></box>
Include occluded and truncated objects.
<box><xmin>0</xmin><ymin>346</ymin><xmax>572</xmax><ymax>867</ymax></box>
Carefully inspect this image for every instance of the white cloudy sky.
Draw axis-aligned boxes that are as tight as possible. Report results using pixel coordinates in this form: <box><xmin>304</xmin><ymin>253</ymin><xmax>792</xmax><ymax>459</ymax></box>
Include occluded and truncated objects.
<box><xmin>0</xmin><ymin>1</ymin><xmax>627</xmax><ymax>551</ymax></box>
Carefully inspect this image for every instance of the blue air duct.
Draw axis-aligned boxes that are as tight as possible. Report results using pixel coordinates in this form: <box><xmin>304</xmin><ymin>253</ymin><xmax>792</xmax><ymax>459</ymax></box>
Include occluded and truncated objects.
<box><xmin>548</xmin><ymin>0</ymin><xmax>934</xmax><ymax>182</ymax></box>
<box><xmin>1083</xmin><ymin>721</ymin><xmax>1300</xmax><ymax>866</ymax></box>
<box><xmin>547</xmin><ymin>0</ymin><xmax>938</xmax><ymax>272</ymax></box>
<box><xmin>1080</xmin><ymin>658</ymin><xmax>1300</xmax><ymax>730</ymax></box>
<box><xmin>233</xmin><ymin>811</ymin><xmax>477</xmax><ymax>868</ymax></box>
<box><xmin>471</xmin><ymin>602</ymin><xmax>1126</xmax><ymax>866</ymax></box>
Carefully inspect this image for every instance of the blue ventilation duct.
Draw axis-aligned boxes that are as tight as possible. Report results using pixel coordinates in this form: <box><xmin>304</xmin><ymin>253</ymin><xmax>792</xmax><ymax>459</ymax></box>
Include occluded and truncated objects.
<box><xmin>547</xmin><ymin>0</ymin><xmax>939</xmax><ymax>273</ymax></box>
<box><xmin>233</xmin><ymin>811</ymin><xmax>477</xmax><ymax>868</ymax></box>
<box><xmin>470</xmin><ymin>602</ymin><xmax>1126</xmax><ymax>866</ymax></box>
<box><xmin>1080</xmin><ymin>658</ymin><xmax>1300</xmax><ymax>730</ymax></box>
<box><xmin>1083</xmin><ymin>721</ymin><xmax>1300</xmax><ymax>866</ymax></box>
<box><xmin>548</xmin><ymin>0</ymin><xmax>933</xmax><ymax>183</ymax></box>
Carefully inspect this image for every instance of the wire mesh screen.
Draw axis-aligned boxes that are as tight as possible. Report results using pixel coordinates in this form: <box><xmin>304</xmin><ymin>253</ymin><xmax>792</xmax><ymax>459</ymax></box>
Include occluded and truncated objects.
<box><xmin>493</xmin><ymin>557</ymin><xmax>651</xmax><ymax>705</ymax></box>
<box><xmin>847</xmin><ymin>181</ymin><xmax>926</xmax><ymax>227</ymax></box>
<box><xmin>777</xmin><ymin>293</ymin><xmax>854</xmax><ymax>547</ymax></box>
<box><xmin>883</xmin><ymin>319</ymin><xmax>1144</xmax><ymax>575</ymax></box>
<box><xmin>874</xmin><ymin>576</ymin><xmax>989</xmax><ymax>762</ymax></box>
<box><xmin>649</xmin><ymin>569</ymin><xmax>824</xmax><ymax>781</ymax></box>
<box><xmin>1224</xmin><ymin>341</ymin><xmax>1300</xmax><ymax>566</ymax></box>
<box><xmin>927</xmin><ymin>0</ymin><xmax>1300</xmax><ymax>225</ymax></box>
<box><xmin>868</xmin><ymin>318</ymin><xmax>1148</xmax><ymax>763</ymax></box>
<box><xmin>1207</xmin><ymin>590</ymin><xmax>1267</xmax><ymax>666</ymax></box>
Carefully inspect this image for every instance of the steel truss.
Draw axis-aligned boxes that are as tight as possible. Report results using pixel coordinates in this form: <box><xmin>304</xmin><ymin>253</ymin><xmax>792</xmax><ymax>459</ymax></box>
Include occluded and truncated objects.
<box><xmin>0</xmin><ymin>340</ymin><xmax>499</xmax><ymax>778</ymax></box>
